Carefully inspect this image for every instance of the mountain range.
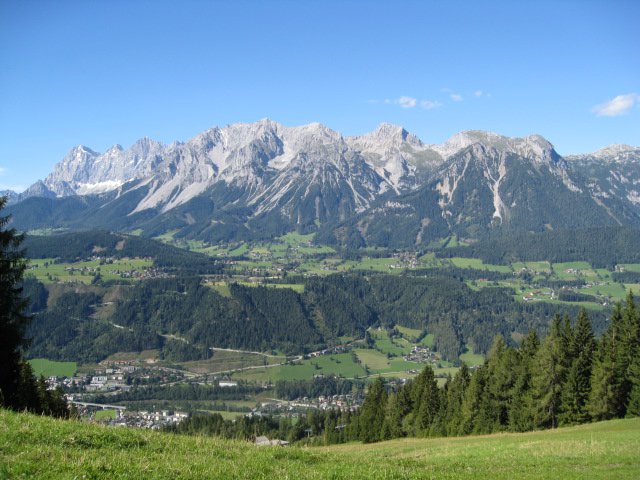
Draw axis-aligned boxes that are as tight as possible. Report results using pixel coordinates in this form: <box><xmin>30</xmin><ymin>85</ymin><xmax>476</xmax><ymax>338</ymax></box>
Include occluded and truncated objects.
<box><xmin>7</xmin><ymin>120</ymin><xmax>640</xmax><ymax>246</ymax></box>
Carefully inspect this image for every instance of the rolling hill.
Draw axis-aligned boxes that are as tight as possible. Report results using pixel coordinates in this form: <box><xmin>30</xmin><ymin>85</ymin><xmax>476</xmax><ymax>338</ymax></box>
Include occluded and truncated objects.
<box><xmin>1</xmin><ymin>409</ymin><xmax>638</xmax><ymax>479</ymax></box>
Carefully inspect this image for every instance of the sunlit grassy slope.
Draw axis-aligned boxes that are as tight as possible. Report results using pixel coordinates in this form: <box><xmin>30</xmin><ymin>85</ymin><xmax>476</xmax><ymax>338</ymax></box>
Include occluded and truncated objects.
<box><xmin>1</xmin><ymin>409</ymin><xmax>639</xmax><ymax>479</ymax></box>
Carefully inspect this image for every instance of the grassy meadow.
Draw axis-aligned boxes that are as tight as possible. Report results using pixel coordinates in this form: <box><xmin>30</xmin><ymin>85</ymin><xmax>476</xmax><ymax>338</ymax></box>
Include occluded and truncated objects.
<box><xmin>26</xmin><ymin>257</ymin><xmax>153</xmax><ymax>284</ymax></box>
<box><xmin>28</xmin><ymin>358</ymin><xmax>77</xmax><ymax>378</ymax></box>
<box><xmin>1</xmin><ymin>409</ymin><xmax>639</xmax><ymax>479</ymax></box>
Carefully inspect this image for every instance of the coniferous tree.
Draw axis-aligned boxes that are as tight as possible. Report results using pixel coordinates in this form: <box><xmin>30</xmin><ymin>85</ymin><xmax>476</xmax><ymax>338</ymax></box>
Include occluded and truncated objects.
<box><xmin>530</xmin><ymin>315</ymin><xmax>567</xmax><ymax>428</ymax></box>
<box><xmin>459</xmin><ymin>364</ymin><xmax>488</xmax><ymax>435</ymax></box>
<box><xmin>0</xmin><ymin>197</ymin><xmax>30</xmax><ymax>409</ymax></box>
<box><xmin>626</xmin><ymin>353</ymin><xmax>640</xmax><ymax>417</ymax></box>
<box><xmin>589</xmin><ymin>304</ymin><xmax>628</xmax><ymax>419</ymax></box>
<box><xmin>622</xmin><ymin>292</ymin><xmax>640</xmax><ymax>416</ymax></box>
<box><xmin>358</xmin><ymin>377</ymin><xmax>388</xmax><ymax>443</ymax></box>
<box><xmin>0</xmin><ymin>197</ymin><xmax>69</xmax><ymax>417</ymax></box>
<box><xmin>509</xmin><ymin>330</ymin><xmax>539</xmax><ymax>431</ymax></box>
<box><xmin>383</xmin><ymin>382</ymin><xmax>412</xmax><ymax>438</ymax></box>
<box><xmin>483</xmin><ymin>335</ymin><xmax>519</xmax><ymax>431</ymax></box>
<box><xmin>412</xmin><ymin>365</ymin><xmax>440</xmax><ymax>435</ymax></box>
<box><xmin>443</xmin><ymin>363</ymin><xmax>471</xmax><ymax>436</ymax></box>
<box><xmin>560</xmin><ymin>308</ymin><xmax>595</xmax><ymax>425</ymax></box>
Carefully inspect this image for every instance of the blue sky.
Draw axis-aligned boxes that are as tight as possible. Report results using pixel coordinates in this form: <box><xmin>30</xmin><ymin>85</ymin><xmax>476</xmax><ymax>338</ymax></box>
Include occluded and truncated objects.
<box><xmin>1</xmin><ymin>0</ymin><xmax>638</xmax><ymax>191</ymax></box>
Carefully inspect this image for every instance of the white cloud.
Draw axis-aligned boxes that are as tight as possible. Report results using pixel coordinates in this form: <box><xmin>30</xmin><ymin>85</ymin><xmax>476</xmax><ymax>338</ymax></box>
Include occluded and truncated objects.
<box><xmin>0</xmin><ymin>167</ymin><xmax>5</xmax><ymax>176</ymax></box>
<box><xmin>474</xmin><ymin>90</ymin><xmax>483</xmax><ymax>97</ymax></box>
<box><xmin>398</xmin><ymin>96</ymin><xmax>417</xmax><ymax>108</ymax></box>
<box><xmin>592</xmin><ymin>93</ymin><xmax>639</xmax><ymax>117</ymax></box>
<box><xmin>421</xmin><ymin>100</ymin><xmax>442</xmax><ymax>110</ymax></box>
<box><xmin>376</xmin><ymin>96</ymin><xmax>441</xmax><ymax>110</ymax></box>
<box><xmin>450</xmin><ymin>93</ymin><xmax>463</xmax><ymax>102</ymax></box>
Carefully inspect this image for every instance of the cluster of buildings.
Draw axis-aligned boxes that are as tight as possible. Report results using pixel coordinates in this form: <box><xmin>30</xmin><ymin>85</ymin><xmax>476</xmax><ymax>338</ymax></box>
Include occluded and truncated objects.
<box><xmin>306</xmin><ymin>344</ymin><xmax>351</xmax><ymax>358</ymax></box>
<box><xmin>107</xmin><ymin>410</ymin><xmax>189</xmax><ymax>429</ymax></box>
<box><xmin>402</xmin><ymin>345</ymin><xmax>439</xmax><ymax>364</ymax></box>
<box><xmin>389</xmin><ymin>252</ymin><xmax>419</xmax><ymax>269</ymax></box>
<box><xmin>85</xmin><ymin>367</ymin><xmax>133</xmax><ymax>392</ymax></box>
<box><xmin>251</xmin><ymin>394</ymin><xmax>361</xmax><ymax>417</ymax></box>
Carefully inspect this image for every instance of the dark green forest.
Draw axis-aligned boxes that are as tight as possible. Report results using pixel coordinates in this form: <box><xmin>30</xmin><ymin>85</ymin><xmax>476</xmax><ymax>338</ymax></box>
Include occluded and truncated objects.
<box><xmin>25</xmin><ymin>272</ymin><xmax>607</xmax><ymax>363</ymax></box>
<box><xmin>437</xmin><ymin>227</ymin><xmax>640</xmax><ymax>268</ymax></box>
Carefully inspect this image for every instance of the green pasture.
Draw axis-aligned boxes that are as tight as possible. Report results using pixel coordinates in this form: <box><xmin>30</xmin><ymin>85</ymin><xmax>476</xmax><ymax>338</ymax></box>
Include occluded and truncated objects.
<box><xmin>459</xmin><ymin>347</ymin><xmax>484</xmax><ymax>367</ymax></box>
<box><xmin>234</xmin><ymin>353</ymin><xmax>367</xmax><ymax>382</ymax></box>
<box><xmin>26</xmin><ymin>257</ymin><xmax>153</xmax><ymax>284</ymax></box>
<box><xmin>448</xmin><ymin>257</ymin><xmax>512</xmax><ymax>273</ymax></box>
<box><xmin>3</xmin><ymin>409</ymin><xmax>639</xmax><ymax>480</ymax></box>
<box><xmin>28</xmin><ymin>358</ymin><xmax>77</xmax><ymax>378</ymax></box>
<box><xmin>94</xmin><ymin>410</ymin><xmax>117</xmax><ymax>421</ymax></box>
<box><xmin>394</xmin><ymin>325</ymin><xmax>422</xmax><ymax>342</ymax></box>
<box><xmin>617</xmin><ymin>263</ymin><xmax>640</xmax><ymax>273</ymax></box>
<box><xmin>369</xmin><ymin>329</ymin><xmax>413</xmax><ymax>356</ymax></box>
<box><xmin>419</xmin><ymin>333</ymin><xmax>435</xmax><ymax>348</ymax></box>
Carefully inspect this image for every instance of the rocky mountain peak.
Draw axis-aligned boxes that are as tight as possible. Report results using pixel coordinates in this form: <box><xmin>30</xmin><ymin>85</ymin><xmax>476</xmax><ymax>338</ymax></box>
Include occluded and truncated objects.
<box><xmin>348</xmin><ymin>123</ymin><xmax>423</xmax><ymax>150</ymax></box>
<box><xmin>593</xmin><ymin>144</ymin><xmax>639</xmax><ymax>158</ymax></box>
<box><xmin>107</xmin><ymin>144</ymin><xmax>124</xmax><ymax>153</ymax></box>
<box><xmin>433</xmin><ymin>130</ymin><xmax>559</xmax><ymax>164</ymax></box>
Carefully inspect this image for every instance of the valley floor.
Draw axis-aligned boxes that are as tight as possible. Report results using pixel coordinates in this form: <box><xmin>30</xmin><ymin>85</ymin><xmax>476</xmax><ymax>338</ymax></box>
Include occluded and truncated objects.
<box><xmin>1</xmin><ymin>409</ymin><xmax>639</xmax><ymax>479</ymax></box>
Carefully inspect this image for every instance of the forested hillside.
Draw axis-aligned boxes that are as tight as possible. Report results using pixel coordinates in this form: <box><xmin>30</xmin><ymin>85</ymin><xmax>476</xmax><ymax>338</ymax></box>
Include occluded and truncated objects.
<box><xmin>438</xmin><ymin>227</ymin><xmax>640</xmax><ymax>268</ymax></box>
<box><xmin>23</xmin><ymin>230</ymin><xmax>222</xmax><ymax>273</ymax></box>
<box><xmin>24</xmin><ymin>273</ymin><xmax>606</xmax><ymax>363</ymax></box>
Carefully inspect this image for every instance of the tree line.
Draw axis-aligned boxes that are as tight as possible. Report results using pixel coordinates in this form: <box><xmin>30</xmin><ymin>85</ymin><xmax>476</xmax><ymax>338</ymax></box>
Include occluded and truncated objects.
<box><xmin>346</xmin><ymin>296</ymin><xmax>639</xmax><ymax>443</ymax></box>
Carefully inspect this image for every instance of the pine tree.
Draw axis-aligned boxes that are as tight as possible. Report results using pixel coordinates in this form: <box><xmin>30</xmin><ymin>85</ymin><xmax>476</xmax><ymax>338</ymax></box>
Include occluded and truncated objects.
<box><xmin>459</xmin><ymin>364</ymin><xmax>488</xmax><ymax>435</ymax></box>
<box><xmin>626</xmin><ymin>353</ymin><xmax>640</xmax><ymax>417</ymax></box>
<box><xmin>383</xmin><ymin>382</ymin><xmax>412</xmax><ymax>438</ymax></box>
<box><xmin>530</xmin><ymin>316</ymin><xmax>567</xmax><ymax>428</ymax></box>
<box><xmin>0</xmin><ymin>196</ymin><xmax>31</xmax><ymax>409</ymax></box>
<box><xmin>412</xmin><ymin>365</ymin><xmax>440</xmax><ymax>435</ymax></box>
<box><xmin>622</xmin><ymin>291</ymin><xmax>640</xmax><ymax>416</ymax></box>
<box><xmin>560</xmin><ymin>309</ymin><xmax>595</xmax><ymax>425</ymax></box>
<box><xmin>509</xmin><ymin>330</ymin><xmax>538</xmax><ymax>431</ymax></box>
<box><xmin>358</xmin><ymin>377</ymin><xmax>388</xmax><ymax>443</ymax></box>
<box><xmin>589</xmin><ymin>304</ymin><xmax>627</xmax><ymax>420</ymax></box>
<box><xmin>483</xmin><ymin>335</ymin><xmax>519</xmax><ymax>431</ymax></box>
<box><xmin>443</xmin><ymin>363</ymin><xmax>470</xmax><ymax>436</ymax></box>
<box><xmin>0</xmin><ymin>197</ymin><xmax>69</xmax><ymax>417</ymax></box>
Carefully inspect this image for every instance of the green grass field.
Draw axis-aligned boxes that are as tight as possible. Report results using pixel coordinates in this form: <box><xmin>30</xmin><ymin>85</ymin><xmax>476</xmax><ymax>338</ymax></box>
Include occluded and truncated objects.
<box><xmin>94</xmin><ymin>409</ymin><xmax>117</xmax><ymax>421</ymax></box>
<box><xmin>28</xmin><ymin>358</ymin><xmax>77</xmax><ymax>378</ymax></box>
<box><xmin>448</xmin><ymin>257</ymin><xmax>512</xmax><ymax>273</ymax></box>
<box><xmin>619</xmin><ymin>263</ymin><xmax>640</xmax><ymax>273</ymax></box>
<box><xmin>459</xmin><ymin>350</ymin><xmax>484</xmax><ymax>367</ymax></box>
<box><xmin>179</xmin><ymin>350</ymin><xmax>284</xmax><ymax>375</ymax></box>
<box><xmin>512</xmin><ymin>261</ymin><xmax>552</xmax><ymax>273</ymax></box>
<box><xmin>394</xmin><ymin>326</ymin><xmax>422</xmax><ymax>342</ymax></box>
<box><xmin>2</xmin><ymin>409</ymin><xmax>638</xmax><ymax>479</ymax></box>
<box><xmin>26</xmin><ymin>257</ymin><xmax>153</xmax><ymax>284</ymax></box>
<box><xmin>419</xmin><ymin>333</ymin><xmax>435</xmax><ymax>348</ymax></box>
<box><xmin>234</xmin><ymin>353</ymin><xmax>367</xmax><ymax>382</ymax></box>
<box><xmin>369</xmin><ymin>329</ymin><xmax>413</xmax><ymax>356</ymax></box>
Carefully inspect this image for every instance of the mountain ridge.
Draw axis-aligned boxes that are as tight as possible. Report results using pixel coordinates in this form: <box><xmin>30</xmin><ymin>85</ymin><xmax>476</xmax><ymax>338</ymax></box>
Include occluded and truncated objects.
<box><xmin>6</xmin><ymin>120</ymin><xmax>640</xmax><ymax>246</ymax></box>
